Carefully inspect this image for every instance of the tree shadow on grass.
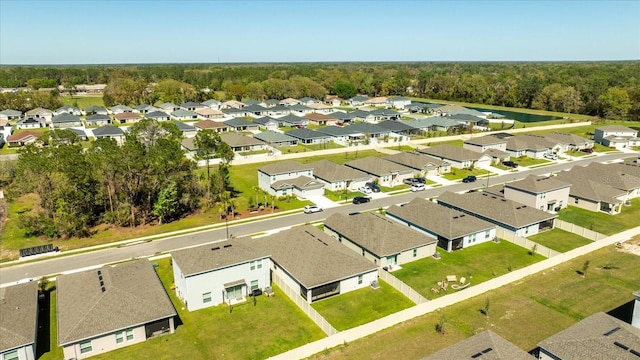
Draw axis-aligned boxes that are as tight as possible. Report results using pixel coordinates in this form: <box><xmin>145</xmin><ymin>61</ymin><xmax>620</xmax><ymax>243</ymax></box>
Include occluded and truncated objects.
<box><xmin>35</xmin><ymin>290</ymin><xmax>51</xmax><ymax>358</ymax></box>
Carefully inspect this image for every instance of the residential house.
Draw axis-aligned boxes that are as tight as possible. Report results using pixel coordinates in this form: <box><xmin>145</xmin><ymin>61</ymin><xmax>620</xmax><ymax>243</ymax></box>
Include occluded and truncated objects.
<box><xmin>347</xmin><ymin>122</ymin><xmax>391</xmax><ymax>141</ymax></box>
<box><xmin>241</xmin><ymin>104</ymin><xmax>267</xmax><ymax>117</ymax></box>
<box><xmin>253</xmin><ymin>130</ymin><xmax>298</xmax><ymax>148</ymax></box>
<box><xmin>287</xmin><ymin>104</ymin><xmax>314</xmax><ymax>116</ymax></box>
<box><xmin>114</xmin><ymin>112</ymin><xmax>141</xmax><ymax>124</ymax></box>
<box><xmin>171</xmin><ymin>121</ymin><xmax>197</xmax><ymax>138</ymax></box>
<box><xmin>51</xmin><ymin>113</ymin><xmax>83</xmax><ymax>128</ymax></box>
<box><xmin>68</xmin><ymin>128</ymin><xmax>89</xmax><ymax>141</ymax></box>
<box><xmin>25</xmin><ymin>108</ymin><xmax>53</xmax><ymax>123</ymax></box>
<box><xmin>264</xmin><ymin>105</ymin><xmax>291</xmax><ymax>117</ymax></box>
<box><xmin>307</xmin><ymin>159</ymin><xmax>370</xmax><ymax>191</ymax></box>
<box><xmin>194</xmin><ymin>107</ymin><xmax>225</xmax><ymax>120</ymax></box>
<box><xmin>400</xmin><ymin>117</ymin><xmax>463</xmax><ymax>133</ymax></box>
<box><xmin>276</xmin><ymin>114</ymin><xmax>308</xmax><ymax>128</ymax></box>
<box><xmin>279</xmin><ymin>98</ymin><xmax>300</xmax><ymax>106</ymax></box>
<box><xmin>316</xmin><ymin>125</ymin><xmax>360</xmax><ymax>143</ymax></box>
<box><xmin>7</xmin><ymin>131</ymin><xmax>41</xmax><ymax>147</ymax></box>
<box><xmin>387</xmin><ymin>198</ymin><xmax>497</xmax><ymax>252</ymax></box>
<box><xmin>376</xmin><ymin>120</ymin><xmax>418</xmax><ymax>136</ymax></box>
<box><xmin>223</xmin><ymin>118</ymin><xmax>258</xmax><ymax>132</ymax></box>
<box><xmin>463</xmin><ymin>135</ymin><xmax>507</xmax><ymax>153</ymax></box>
<box><xmin>432</xmin><ymin>104</ymin><xmax>486</xmax><ymax>117</ymax></box>
<box><xmin>258</xmin><ymin>226</ymin><xmax>379</xmax><ymax>303</ymax></box>
<box><xmin>324</xmin><ymin>212</ymin><xmax>438</xmax><ymax>268</ymax></box>
<box><xmin>257</xmin><ymin>160</ymin><xmax>323</xmax><ymax>198</ymax></box>
<box><xmin>201</xmin><ymin>99</ymin><xmax>222</xmax><ymax>110</ymax></box>
<box><xmin>304</xmin><ymin>113</ymin><xmax>337</xmax><ymax>126</ymax></box>
<box><xmin>506</xmin><ymin>135</ymin><xmax>557</xmax><ymax>158</ymax></box>
<box><xmin>264</xmin><ymin>99</ymin><xmax>280</xmax><ymax>108</ymax></box>
<box><xmin>363</xmin><ymin>96</ymin><xmax>388</xmax><ymax>107</ymax></box>
<box><xmin>437</xmin><ymin>191</ymin><xmax>557</xmax><ymax>237</ymax></box>
<box><xmin>298</xmin><ymin>97</ymin><xmax>321</xmax><ymax>106</ymax></box>
<box><xmin>384</xmin><ymin>151</ymin><xmax>451</xmax><ymax>176</ymax></box>
<box><xmin>284</xmin><ymin>128</ymin><xmax>331</xmax><ymax>145</ymax></box>
<box><xmin>171</xmin><ymin>237</ymin><xmax>271</xmax><ymax>311</ymax></box>
<box><xmin>595</xmin><ymin>125</ymin><xmax>640</xmax><ymax>149</ymax></box>
<box><xmin>222</xmin><ymin>100</ymin><xmax>245</xmax><ymax>109</ymax></box>
<box><xmin>180</xmin><ymin>101</ymin><xmax>206</xmax><ymax>111</ymax></box>
<box><xmin>133</xmin><ymin>104</ymin><xmax>159</xmax><ymax>114</ymax></box>
<box><xmin>306</xmin><ymin>102</ymin><xmax>334</xmax><ymax>114</ymax></box>
<box><xmin>54</xmin><ymin>105</ymin><xmax>83</xmax><ymax>116</ymax></box>
<box><xmin>253</xmin><ymin>116</ymin><xmax>280</xmax><ymax>131</ymax></box>
<box><xmin>537</xmin><ymin>312</ymin><xmax>640</xmax><ymax>360</ymax></box>
<box><xmin>170</xmin><ymin>109</ymin><xmax>198</xmax><ymax>121</ymax></box>
<box><xmin>419</xmin><ymin>144</ymin><xmax>492</xmax><ymax>169</ymax></box>
<box><xmin>85</xmin><ymin>114</ymin><xmax>111</xmax><ymax>126</ymax></box>
<box><xmin>345</xmin><ymin>157</ymin><xmax>414</xmax><ymax>187</ymax></box>
<box><xmin>503</xmin><ymin>175</ymin><xmax>572</xmax><ymax>212</ymax></box>
<box><xmin>369</xmin><ymin>108</ymin><xmax>401</xmax><ymax>121</ymax></box>
<box><xmin>109</xmin><ymin>105</ymin><xmax>133</xmax><ymax>115</ymax></box>
<box><xmin>0</xmin><ymin>109</ymin><xmax>22</xmax><ymax>121</ymax></box>
<box><xmin>74</xmin><ymin>84</ymin><xmax>107</xmax><ymax>94</ymax></box>
<box><xmin>0</xmin><ymin>281</ymin><xmax>38</xmax><ymax>360</ymax></box>
<box><xmin>16</xmin><ymin>117</ymin><xmax>46</xmax><ymax>130</ymax></box>
<box><xmin>347</xmin><ymin>95</ymin><xmax>369</xmax><ymax>107</ymax></box>
<box><xmin>220</xmin><ymin>132</ymin><xmax>265</xmax><ymax>153</ymax></box>
<box><xmin>324</xmin><ymin>95</ymin><xmax>343</xmax><ymax>106</ymax></box>
<box><xmin>144</xmin><ymin>111</ymin><xmax>171</xmax><ymax>122</ymax></box>
<box><xmin>180</xmin><ymin>138</ymin><xmax>198</xmax><ymax>158</ymax></box>
<box><xmin>543</xmin><ymin>132</ymin><xmax>594</xmax><ymax>152</ymax></box>
<box><xmin>92</xmin><ymin>126</ymin><xmax>125</xmax><ymax>145</ymax></box>
<box><xmin>223</xmin><ymin>107</ymin><xmax>250</xmax><ymax>118</ymax></box>
<box><xmin>194</xmin><ymin>120</ymin><xmax>229</xmax><ymax>133</ymax></box>
<box><xmin>405</xmin><ymin>103</ymin><xmax>428</xmax><ymax>113</ymax></box>
<box><xmin>57</xmin><ymin>260</ymin><xmax>176</xmax><ymax>360</ymax></box>
<box><xmin>328</xmin><ymin>111</ymin><xmax>357</xmax><ymax>125</ymax></box>
<box><xmin>84</xmin><ymin>106</ymin><xmax>108</xmax><ymax>116</ymax></box>
<box><xmin>157</xmin><ymin>103</ymin><xmax>179</xmax><ymax>113</ymax></box>
<box><xmin>386</xmin><ymin>96</ymin><xmax>411</xmax><ymax>110</ymax></box>
<box><xmin>243</xmin><ymin>99</ymin><xmax>264</xmax><ymax>107</ymax></box>
<box><xmin>349</xmin><ymin>109</ymin><xmax>373</xmax><ymax>122</ymax></box>
<box><xmin>422</xmin><ymin>330</ymin><xmax>534</xmax><ymax>360</ymax></box>
<box><xmin>447</xmin><ymin>114</ymin><xmax>488</xmax><ymax>129</ymax></box>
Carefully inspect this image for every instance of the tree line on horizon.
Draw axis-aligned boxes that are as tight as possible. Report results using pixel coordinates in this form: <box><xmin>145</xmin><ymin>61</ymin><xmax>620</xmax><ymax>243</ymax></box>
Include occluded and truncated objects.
<box><xmin>0</xmin><ymin>62</ymin><xmax>638</xmax><ymax>120</ymax></box>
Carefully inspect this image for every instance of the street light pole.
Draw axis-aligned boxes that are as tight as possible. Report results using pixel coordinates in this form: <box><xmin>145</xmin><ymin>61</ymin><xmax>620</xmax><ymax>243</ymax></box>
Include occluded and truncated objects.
<box><xmin>225</xmin><ymin>216</ymin><xmax>229</xmax><ymax>240</ymax></box>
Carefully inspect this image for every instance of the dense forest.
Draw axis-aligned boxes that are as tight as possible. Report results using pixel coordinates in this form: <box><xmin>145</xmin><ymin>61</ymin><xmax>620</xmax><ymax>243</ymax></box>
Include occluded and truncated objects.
<box><xmin>0</xmin><ymin>62</ymin><xmax>639</xmax><ymax>120</ymax></box>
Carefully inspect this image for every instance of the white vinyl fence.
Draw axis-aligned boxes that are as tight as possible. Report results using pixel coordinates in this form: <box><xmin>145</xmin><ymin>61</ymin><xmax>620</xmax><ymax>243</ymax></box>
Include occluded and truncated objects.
<box><xmin>495</xmin><ymin>228</ymin><xmax>561</xmax><ymax>258</ymax></box>
<box><xmin>378</xmin><ymin>268</ymin><xmax>428</xmax><ymax>304</ymax></box>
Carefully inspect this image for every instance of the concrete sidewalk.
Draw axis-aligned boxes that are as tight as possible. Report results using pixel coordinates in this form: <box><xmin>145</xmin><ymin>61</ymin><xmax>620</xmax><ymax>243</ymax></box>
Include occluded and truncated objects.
<box><xmin>268</xmin><ymin>226</ymin><xmax>640</xmax><ymax>360</ymax></box>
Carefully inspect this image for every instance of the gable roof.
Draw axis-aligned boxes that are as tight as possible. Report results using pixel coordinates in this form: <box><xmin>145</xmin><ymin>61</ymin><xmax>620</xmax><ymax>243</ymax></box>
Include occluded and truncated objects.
<box><xmin>253</xmin><ymin>116</ymin><xmax>280</xmax><ymax>126</ymax></box>
<box><xmin>258</xmin><ymin>160</ymin><xmax>311</xmax><ymax>175</ymax></box>
<box><xmin>277</xmin><ymin>114</ymin><xmax>307</xmax><ymax>125</ymax></box>
<box><xmin>114</xmin><ymin>112</ymin><xmax>141</xmax><ymax>121</ymax></box>
<box><xmin>253</xmin><ymin>130</ymin><xmax>297</xmax><ymax>143</ymax></box>
<box><xmin>93</xmin><ymin>125</ymin><xmax>125</xmax><ymax>137</ymax></box>
<box><xmin>285</xmin><ymin>128</ymin><xmax>330</xmax><ymax>140</ymax></box>
<box><xmin>201</xmin><ymin>99</ymin><xmax>221</xmax><ymax>107</ymax></box>
<box><xmin>538</xmin><ymin>312</ymin><xmax>640</xmax><ymax>360</ymax></box>
<box><xmin>464</xmin><ymin>135</ymin><xmax>507</xmax><ymax>146</ymax></box>
<box><xmin>194</xmin><ymin>120</ymin><xmax>228</xmax><ymax>130</ymax></box>
<box><xmin>110</xmin><ymin>104</ymin><xmax>133</xmax><ymax>112</ymax></box>
<box><xmin>271</xmin><ymin>175</ymin><xmax>325</xmax><ymax>191</ymax></box>
<box><xmin>223</xmin><ymin>117</ymin><xmax>254</xmax><ymax>127</ymax></box>
<box><xmin>194</xmin><ymin>107</ymin><xmax>224</xmax><ymax>117</ymax></box>
<box><xmin>506</xmin><ymin>134</ymin><xmax>555</xmax><ymax>151</ymax></box>
<box><xmin>596</xmin><ymin>125</ymin><xmax>637</xmax><ymax>133</ymax></box>
<box><xmin>387</xmin><ymin>198</ymin><xmax>496</xmax><ymax>240</ymax></box>
<box><xmin>86</xmin><ymin>113</ymin><xmax>111</xmax><ymax>122</ymax></box>
<box><xmin>434</xmin><ymin>104</ymin><xmax>486</xmax><ymax>117</ymax></box>
<box><xmin>26</xmin><ymin>107</ymin><xmax>53</xmax><ymax>116</ymax></box>
<box><xmin>171</xmin><ymin>237</ymin><xmax>267</xmax><ymax>276</ymax></box>
<box><xmin>157</xmin><ymin>102</ymin><xmax>178</xmax><ymax>110</ymax></box>
<box><xmin>0</xmin><ymin>109</ymin><xmax>22</xmax><ymax>116</ymax></box>
<box><xmin>377</xmin><ymin>120</ymin><xmax>416</xmax><ymax>132</ymax></box>
<box><xmin>181</xmin><ymin>137</ymin><xmax>197</xmax><ymax>151</ymax></box>
<box><xmin>422</xmin><ymin>330</ymin><xmax>534</xmax><ymax>360</ymax></box>
<box><xmin>505</xmin><ymin>175</ymin><xmax>571</xmax><ymax>194</ymax></box>
<box><xmin>52</xmin><ymin>113</ymin><xmax>81</xmax><ymax>123</ymax></box>
<box><xmin>419</xmin><ymin>144</ymin><xmax>486</xmax><ymax>162</ymax></box>
<box><xmin>170</xmin><ymin>109</ymin><xmax>197</xmax><ymax>117</ymax></box>
<box><xmin>7</xmin><ymin>131</ymin><xmax>41</xmax><ymax>142</ymax></box>
<box><xmin>170</xmin><ymin>120</ymin><xmax>195</xmax><ymax>132</ymax></box>
<box><xmin>254</xmin><ymin>226</ymin><xmax>378</xmax><ymax>288</ymax></box>
<box><xmin>554</xmin><ymin>165</ymin><xmax>629</xmax><ymax>203</ymax></box>
<box><xmin>316</xmin><ymin>125</ymin><xmax>355</xmax><ymax>137</ymax></box>
<box><xmin>220</xmin><ymin>132</ymin><xmax>263</xmax><ymax>147</ymax></box>
<box><xmin>348</xmin><ymin>95</ymin><xmax>369</xmax><ymax>103</ymax></box>
<box><xmin>325</xmin><ymin>212</ymin><xmax>437</xmax><ymax>257</ymax></box>
<box><xmin>0</xmin><ymin>281</ymin><xmax>38</xmax><ymax>352</ymax></box>
<box><xmin>384</xmin><ymin>151</ymin><xmax>449</xmax><ymax>171</ymax></box>
<box><xmin>347</xmin><ymin>122</ymin><xmax>389</xmax><ymax>135</ymax></box>
<box><xmin>145</xmin><ymin>110</ymin><xmax>170</xmax><ymax>119</ymax></box>
<box><xmin>243</xmin><ymin>104</ymin><xmax>267</xmax><ymax>113</ymax></box>
<box><xmin>345</xmin><ymin>156</ymin><xmax>414</xmax><ymax>177</ymax></box>
<box><xmin>437</xmin><ymin>191</ymin><xmax>557</xmax><ymax>229</ymax></box>
<box><xmin>56</xmin><ymin>259</ymin><xmax>176</xmax><ymax>345</ymax></box>
<box><xmin>543</xmin><ymin>132</ymin><xmax>594</xmax><ymax>146</ymax></box>
<box><xmin>304</xmin><ymin>113</ymin><xmax>337</xmax><ymax>122</ymax></box>
<box><xmin>447</xmin><ymin>114</ymin><xmax>485</xmax><ymax>123</ymax></box>
<box><xmin>307</xmin><ymin>160</ymin><xmax>369</xmax><ymax>183</ymax></box>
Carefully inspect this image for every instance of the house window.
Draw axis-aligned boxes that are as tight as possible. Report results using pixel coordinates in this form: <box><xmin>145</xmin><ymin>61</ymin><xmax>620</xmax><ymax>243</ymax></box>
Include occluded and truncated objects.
<box><xmin>116</xmin><ymin>331</ymin><xmax>124</xmax><ymax>343</ymax></box>
<box><xmin>413</xmin><ymin>249</ymin><xmax>417</xmax><ymax>257</ymax></box>
<box><xmin>574</xmin><ymin>198</ymin><xmax>579</xmax><ymax>204</ymax></box>
<box><xmin>203</xmin><ymin>292</ymin><xmax>212</xmax><ymax>303</ymax></box>
<box><xmin>250</xmin><ymin>261</ymin><xmax>256</xmax><ymax>270</ymax></box>
<box><xmin>361</xmin><ymin>249</ymin><xmax>365</xmax><ymax>256</ymax></box>
<box><xmin>251</xmin><ymin>280</ymin><xmax>259</xmax><ymax>291</ymax></box>
<box><xmin>358</xmin><ymin>275</ymin><xmax>363</xmax><ymax>285</ymax></box>
<box><xmin>257</xmin><ymin>259</ymin><xmax>262</xmax><ymax>269</ymax></box>
<box><xmin>485</xmin><ymin>230</ymin><xmax>491</xmax><ymax>239</ymax></box>
<box><xmin>80</xmin><ymin>340</ymin><xmax>93</xmax><ymax>354</ymax></box>
<box><xmin>126</xmin><ymin>329</ymin><xmax>134</xmax><ymax>341</ymax></box>
<box><xmin>2</xmin><ymin>350</ymin><xmax>18</xmax><ymax>360</ymax></box>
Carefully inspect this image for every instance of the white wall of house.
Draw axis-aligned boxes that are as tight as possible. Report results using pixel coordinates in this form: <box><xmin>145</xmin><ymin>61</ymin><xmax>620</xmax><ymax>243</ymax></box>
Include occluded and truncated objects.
<box><xmin>0</xmin><ymin>344</ymin><xmax>35</xmax><ymax>360</ymax></box>
<box><xmin>173</xmin><ymin>257</ymin><xmax>271</xmax><ymax>311</ymax></box>
<box><xmin>515</xmin><ymin>223</ymin><xmax>541</xmax><ymax>237</ymax></box>
<box><xmin>632</xmin><ymin>292</ymin><xmax>640</xmax><ymax>329</ymax></box>
<box><xmin>594</xmin><ymin>128</ymin><xmax>639</xmax><ymax>143</ymax></box>
<box><xmin>504</xmin><ymin>187</ymin><xmax>570</xmax><ymax>212</ymax></box>
<box><xmin>461</xmin><ymin>228</ymin><xmax>496</xmax><ymax>248</ymax></box>
<box><xmin>258</xmin><ymin>169</ymin><xmax>313</xmax><ymax>195</ymax></box>
<box><xmin>463</xmin><ymin>142</ymin><xmax>507</xmax><ymax>153</ymax></box>
<box><xmin>395</xmin><ymin>243</ymin><xmax>437</xmax><ymax>265</ymax></box>
<box><xmin>293</xmin><ymin>186</ymin><xmax>324</xmax><ymax>199</ymax></box>
<box><xmin>62</xmin><ymin>325</ymin><xmax>146</xmax><ymax>360</ymax></box>
<box><xmin>52</xmin><ymin>121</ymin><xmax>83</xmax><ymax>129</ymax></box>
<box><xmin>338</xmin><ymin>270</ymin><xmax>378</xmax><ymax>295</ymax></box>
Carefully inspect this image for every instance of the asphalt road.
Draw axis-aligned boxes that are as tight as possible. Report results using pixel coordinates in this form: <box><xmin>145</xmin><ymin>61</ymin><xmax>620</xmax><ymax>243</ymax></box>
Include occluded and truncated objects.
<box><xmin>0</xmin><ymin>152</ymin><xmax>632</xmax><ymax>286</ymax></box>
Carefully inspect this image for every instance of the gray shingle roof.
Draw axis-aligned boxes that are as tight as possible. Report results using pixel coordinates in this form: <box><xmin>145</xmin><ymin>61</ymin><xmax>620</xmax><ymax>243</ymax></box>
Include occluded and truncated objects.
<box><xmin>447</xmin><ymin>114</ymin><xmax>485</xmax><ymax>123</ymax></box>
<box><xmin>93</xmin><ymin>125</ymin><xmax>124</xmax><ymax>137</ymax></box>
<box><xmin>538</xmin><ymin>312</ymin><xmax>640</xmax><ymax>360</ymax></box>
<box><xmin>386</xmin><ymin>198</ymin><xmax>496</xmax><ymax>240</ymax></box>
<box><xmin>345</xmin><ymin>157</ymin><xmax>414</xmax><ymax>177</ymax></box>
<box><xmin>506</xmin><ymin>135</ymin><xmax>555</xmax><ymax>151</ymax></box>
<box><xmin>170</xmin><ymin>120</ymin><xmax>195</xmax><ymax>132</ymax></box>
<box><xmin>258</xmin><ymin>160</ymin><xmax>311</xmax><ymax>175</ymax></box>
<box><xmin>505</xmin><ymin>175</ymin><xmax>571</xmax><ymax>194</ymax></box>
<box><xmin>384</xmin><ymin>152</ymin><xmax>448</xmax><ymax>171</ymax></box>
<box><xmin>377</xmin><ymin>120</ymin><xmax>415</xmax><ymax>132</ymax></box>
<box><xmin>555</xmin><ymin>165</ymin><xmax>628</xmax><ymax>203</ymax></box>
<box><xmin>0</xmin><ymin>281</ymin><xmax>38</xmax><ymax>352</ymax></box>
<box><xmin>543</xmin><ymin>132</ymin><xmax>594</xmax><ymax>146</ymax></box>
<box><xmin>316</xmin><ymin>125</ymin><xmax>359</xmax><ymax>136</ymax></box>
<box><xmin>86</xmin><ymin>114</ymin><xmax>111</xmax><ymax>122</ymax></box>
<box><xmin>253</xmin><ymin>116</ymin><xmax>280</xmax><ymax>126</ymax></box>
<box><xmin>596</xmin><ymin>125</ymin><xmax>637</xmax><ymax>133</ymax></box>
<box><xmin>437</xmin><ymin>191</ymin><xmax>557</xmax><ymax>229</ymax></box>
<box><xmin>110</xmin><ymin>105</ymin><xmax>133</xmax><ymax>112</ymax></box>
<box><xmin>464</xmin><ymin>135</ymin><xmax>507</xmax><ymax>146</ymax></box>
<box><xmin>243</xmin><ymin>104</ymin><xmax>267</xmax><ymax>113</ymax></box>
<box><xmin>277</xmin><ymin>114</ymin><xmax>306</xmax><ymax>125</ymax></box>
<box><xmin>171</xmin><ymin>238</ymin><xmax>267</xmax><ymax>276</ymax></box>
<box><xmin>223</xmin><ymin>118</ymin><xmax>254</xmax><ymax>127</ymax></box>
<box><xmin>422</xmin><ymin>330</ymin><xmax>534</xmax><ymax>360</ymax></box>
<box><xmin>285</xmin><ymin>128</ymin><xmax>329</xmax><ymax>140</ymax></box>
<box><xmin>145</xmin><ymin>110</ymin><xmax>170</xmax><ymax>119</ymax></box>
<box><xmin>325</xmin><ymin>212</ymin><xmax>437</xmax><ymax>257</ymax></box>
<box><xmin>171</xmin><ymin>109</ymin><xmax>197</xmax><ymax>117</ymax></box>
<box><xmin>253</xmin><ymin>130</ymin><xmax>297</xmax><ymax>144</ymax></box>
<box><xmin>347</xmin><ymin>122</ymin><xmax>389</xmax><ymax>135</ymax></box>
<box><xmin>254</xmin><ymin>226</ymin><xmax>377</xmax><ymax>288</ymax></box>
<box><xmin>434</xmin><ymin>104</ymin><xmax>486</xmax><ymax>117</ymax></box>
<box><xmin>57</xmin><ymin>259</ymin><xmax>176</xmax><ymax>345</ymax></box>
<box><xmin>52</xmin><ymin>113</ymin><xmax>81</xmax><ymax>123</ymax></box>
<box><xmin>0</xmin><ymin>109</ymin><xmax>22</xmax><ymax>116</ymax></box>
<box><xmin>307</xmin><ymin>160</ymin><xmax>369</xmax><ymax>182</ymax></box>
<box><xmin>419</xmin><ymin>144</ymin><xmax>486</xmax><ymax>162</ymax></box>
<box><xmin>220</xmin><ymin>132</ymin><xmax>263</xmax><ymax>147</ymax></box>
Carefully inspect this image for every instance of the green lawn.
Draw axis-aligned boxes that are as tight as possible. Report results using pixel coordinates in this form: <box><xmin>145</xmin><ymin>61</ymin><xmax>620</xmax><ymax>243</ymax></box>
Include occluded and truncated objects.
<box><xmin>527</xmin><ymin>228</ymin><xmax>593</xmax><ymax>252</ymax></box>
<box><xmin>514</xmin><ymin>156</ymin><xmax>550</xmax><ymax>167</ymax></box>
<box><xmin>304</xmin><ymin>142</ymin><xmax>345</xmax><ymax>151</ymax></box>
<box><xmin>87</xmin><ymin>258</ymin><xmax>326</xmax><ymax>360</ymax></box>
<box><xmin>311</xmin><ymin>238</ymin><xmax>640</xmax><ymax>360</ymax></box>
<box><xmin>393</xmin><ymin>241</ymin><xmax>545</xmax><ymax>299</ymax></box>
<box><xmin>557</xmin><ymin>199</ymin><xmax>640</xmax><ymax>235</ymax></box>
<box><xmin>311</xmin><ymin>280</ymin><xmax>414</xmax><ymax>331</ymax></box>
<box><xmin>324</xmin><ymin>189</ymin><xmax>361</xmax><ymax>202</ymax></box>
<box><xmin>61</xmin><ymin>95</ymin><xmax>104</xmax><ymax>108</ymax></box>
<box><xmin>442</xmin><ymin>168</ymin><xmax>492</xmax><ymax>181</ymax></box>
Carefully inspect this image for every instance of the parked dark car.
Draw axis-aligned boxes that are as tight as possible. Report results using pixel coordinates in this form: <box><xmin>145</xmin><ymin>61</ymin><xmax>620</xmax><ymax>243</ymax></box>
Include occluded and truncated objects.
<box><xmin>502</xmin><ymin>161</ymin><xmax>519</xmax><ymax>168</ymax></box>
<box><xmin>352</xmin><ymin>196</ymin><xmax>371</xmax><ymax>204</ymax></box>
<box><xmin>403</xmin><ymin>177</ymin><xmax>426</xmax><ymax>185</ymax></box>
<box><xmin>462</xmin><ymin>175</ymin><xmax>477</xmax><ymax>183</ymax></box>
<box><xmin>366</xmin><ymin>182</ymin><xmax>381</xmax><ymax>192</ymax></box>
<box><xmin>580</xmin><ymin>147</ymin><xmax>594</xmax><ymax>153</ymax></box>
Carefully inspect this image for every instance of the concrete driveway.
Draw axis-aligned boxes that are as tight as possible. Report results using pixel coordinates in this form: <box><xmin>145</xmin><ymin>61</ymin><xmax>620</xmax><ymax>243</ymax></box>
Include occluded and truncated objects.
<box><xmin>305</xmin><ymin>195</ymin><xmax>339</xmax><ymax>210</ymax></box>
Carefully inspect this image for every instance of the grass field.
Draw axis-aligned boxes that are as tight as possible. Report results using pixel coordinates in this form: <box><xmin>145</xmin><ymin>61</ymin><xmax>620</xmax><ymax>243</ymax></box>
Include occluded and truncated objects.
<box><xmin>393</xmin><ymin>241</ymin><xmax>545</xmax><ymax>299</ymax></box>
<box><xmin>37</xmin><ymin>258</ymin><xmax>326</xmax><ymax>360</ymax></box>
<box><xmin>442</xmin><ymin>168</ymin><xmax>491</xmax><ymax>181</ymax></box>
<box><xmin>527</xmin><ymin>228</ymin><xmax>593</xmax><ymax>253</ymax></box>
<box><xmin>514</xmin><ymin>156</ymin><xmax>550</xmax><ymax>167</ymax></box>
<box><xmin>311</xmin><ymin>280</ymin><xmax>414</xmax><ymax>331</ymax></box>
<box><xmin>311</xmin><ymin>239</ymin><xmax>640</xmax><ymax>360</ymax></box>
<box><xmin>60</xmin><ymin>95</ymin><xmax>104</xmax><ymax>108</ymax></box>
<box><xmin>557</xmin><ymin>199</ymin><xmax>640</xmax><ymax>235</ymax></box>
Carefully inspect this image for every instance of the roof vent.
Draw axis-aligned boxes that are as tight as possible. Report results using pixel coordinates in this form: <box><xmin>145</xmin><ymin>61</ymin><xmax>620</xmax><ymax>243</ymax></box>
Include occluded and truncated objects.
<box><xmin>223</xmin><ymin>244</ymin><xmax>232</xmax><ymax>248</ymax></box>
<box><xmin>614</xmin><ymin>342</ymin><xmax>630</xmax><ymax>351</ymax></box>
<box><xmin>212</xmin><ymin>246</ymin><xmax>220</xmax><ymax>251</ymax></box>
<box><xmin>604</xmin><ymin>327</ymin><xmax>621</xmax><ymax>336</ymax></box>
<box><xmin>101</xmin><ymin>286</ymin><xmax>106</xmax><ymax>292</ymax></box>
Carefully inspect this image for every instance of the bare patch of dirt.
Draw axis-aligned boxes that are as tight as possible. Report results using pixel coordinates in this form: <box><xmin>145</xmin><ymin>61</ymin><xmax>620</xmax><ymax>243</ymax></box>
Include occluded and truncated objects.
<box><xmin>616</xmin><ymin>236</ymin><xmax>640</xmax><ymax>256</ymax></box>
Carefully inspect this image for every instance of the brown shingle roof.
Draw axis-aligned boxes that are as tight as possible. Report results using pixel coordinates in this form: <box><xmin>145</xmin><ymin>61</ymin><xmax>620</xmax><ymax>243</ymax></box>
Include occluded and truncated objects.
<box><xmin>538</xmin><ymin>312</ymin><xmax>640</xmax><ymax>360</ymax></box>
<box><xmin>258</xmin><ymin>160</ymin><xmax>312</xmax><ymax>175</ymax></box>
<box><xmin>506</xmin><ymin>134</ymin><xmax>555</xmax><ymax>151</ymax></box>
<box><xmin>56</xmin><ymin>259</ymin><xmax>176</xmax><ymax>345</ymax></box>
<box><xmin>304</xmin><ymin>113</ymin><xmax>337</xmax><ymax>121</ymax></box>
<box><xmin>220</xmin><ymin>132</ymin><xmax>264</xmax><ymax>147</ymax></box>
<box><xmin>307</xmin><ymin>160</ymin><xmax>369</xmax><ymax>182</ymax></box>
<box><xmin>324</xmin><ymin>212</ymin><xmax>437</xmax><ymax>257</ymax></box>
<box><xmin>194</xmin><ymin>120</ymin><xmax>228</xmax><ymax>130</ymax></box>
<box><xmin>384</xmin><ymin>152</ymin><xmax>449</xmax><ymax>171</ymax></box>
<box><xmin>596</xmin><ymin>125</ymin><xmax>637</xmax><ymax>132</ymax></box>
<box><xmin>7</xmin><ymin>131</ymin><xmax>41</xmax><ymax>142</ymax></box>
<box><xmin>419</xmin><ymin>144</ymin><xmax>486</xmax><ymax>162</ymax></box>
<box><xmin>0</xmin><ymin>281</ymin><xmax>38</xmax><ymax>352</ymax></box>
<box><xmin>422</xmin><ymin>330</ymin><xmax>534</xmax><ymax>360</ymax></box>
<box><xmin>555</xmin><ymin>166</ymin><xmax>627</xmax><ymax>203</ymax></box>
<box><xmin>114</xmin><ymin>112</ymin><xmax>141</xmax><ymax>120</ymax></box>
<box><xmin>505</xmin><ymin>175</ymin><xmax>571</xmax><ymax>194</ymax></box>
<box><xmin>386</xmin><ymin>198</ymin><xmax>496</xmax><ymax>240</ymax></box>
<box><xmin>345</xmin><ymin>156</ymin><xmax>414</xmax><ymax>177</ymax></box>
<box><xmin>171</xmin><ymin>238</ymin><xmax>267</xmax><ymax>276</ymax></box>
<box><xmin>544</xmin><ymin>132</ymin><xmax>594</xmax><ymax>146</ymax></box>
<box><xmin>464</xmin><ymin>135</ymin><xmax>507</xmax><ymax>146</ymax></box>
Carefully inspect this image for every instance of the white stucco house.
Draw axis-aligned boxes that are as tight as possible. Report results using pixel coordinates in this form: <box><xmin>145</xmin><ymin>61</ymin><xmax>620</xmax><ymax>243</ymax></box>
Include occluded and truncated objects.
<box><xmin>503</xmin><ymin>175</ymin><xmax>572</xmax><ymax>212</ymax></box>
<box><xmin>594</xmin><ymin>125</ymin><xmax>640</xmax><ymax>149</ymax></box>
<box><xmin>257</xmin><ymin>160</ymin><xmax>324</xmax><ymax>198</ymax></box>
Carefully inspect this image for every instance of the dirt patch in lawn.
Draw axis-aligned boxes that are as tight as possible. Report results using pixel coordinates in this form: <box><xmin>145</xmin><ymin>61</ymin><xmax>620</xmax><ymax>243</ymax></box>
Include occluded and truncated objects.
<box><xmin>616</xmin><ymin>236</ymin><xmax>640</xmax><ymax>256</ymax></box>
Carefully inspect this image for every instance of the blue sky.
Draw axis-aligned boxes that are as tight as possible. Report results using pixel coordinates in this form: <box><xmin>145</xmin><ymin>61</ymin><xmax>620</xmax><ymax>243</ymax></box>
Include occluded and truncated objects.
<box><xmin>1</xmin><ymin>0</ymin><xmax>638</xmax><ymax>64</ymax></box>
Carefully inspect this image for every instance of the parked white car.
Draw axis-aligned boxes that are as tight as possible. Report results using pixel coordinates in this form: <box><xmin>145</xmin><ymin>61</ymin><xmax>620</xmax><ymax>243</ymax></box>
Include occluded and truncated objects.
<box><xmin>544</xmin><ymin>153</ymin><xmax>558</xmax><ymax>160</ymax></box>
<box><xmin>358</xmin><ymin>186</ymin><xmax>372</xmax><ymax>194</ymax></box>
<box><xmin>411</xmin><ymin>183</ymin><xmax>426</xmax><ymax>192</ymax></box>
<box><xmin>303</xmin><ymin>205</ymin><xmax>323</xmax><ymax>214</ymax></box>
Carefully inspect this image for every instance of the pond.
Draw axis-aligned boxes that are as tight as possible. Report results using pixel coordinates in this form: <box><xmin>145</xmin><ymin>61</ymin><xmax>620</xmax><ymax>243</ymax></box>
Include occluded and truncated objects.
<box><xmin>419</xmin><ymin>102</ymin><xmax>563</xmax><ymax>123</ymax></box>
